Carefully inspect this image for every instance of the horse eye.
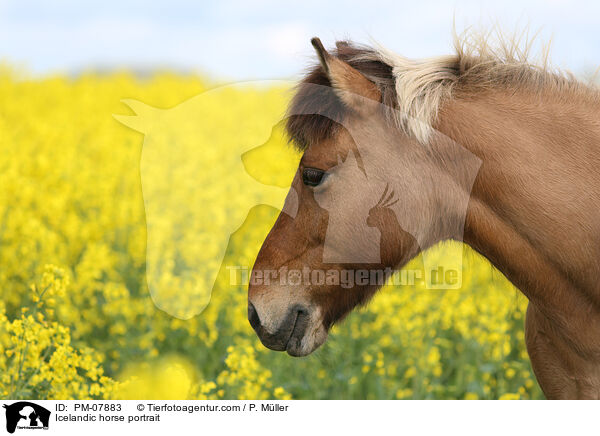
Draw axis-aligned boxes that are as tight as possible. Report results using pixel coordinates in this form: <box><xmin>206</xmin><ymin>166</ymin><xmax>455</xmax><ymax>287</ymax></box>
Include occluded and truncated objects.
<box><xmin>302</xmin><ymin>167</ymin><xmax>326</xmax><ymax>187</ymax></box>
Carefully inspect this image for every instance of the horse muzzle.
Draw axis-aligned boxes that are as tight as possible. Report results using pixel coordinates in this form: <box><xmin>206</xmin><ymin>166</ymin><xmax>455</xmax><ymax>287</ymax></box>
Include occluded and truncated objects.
<box><xmin>247</xmin><ymin>301</ymin><xmax>320</xmax><ymax>356</ymax></box>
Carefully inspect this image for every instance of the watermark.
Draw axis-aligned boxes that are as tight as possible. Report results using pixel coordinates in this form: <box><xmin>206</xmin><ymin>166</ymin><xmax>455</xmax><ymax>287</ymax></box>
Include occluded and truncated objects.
<box><xmin>115</xmin><ymin>79</ymin><xmax>480</xmax><ymax>318</ymax></box>
<box><xmin>2</xmin><ymin>402</ymin><xmax>51</xmax><ymax>434</ymax></box>
<box><xmin>227</xmin><ymin>265</ymin><xmax>460</xmax><ymax>289</ymax></box>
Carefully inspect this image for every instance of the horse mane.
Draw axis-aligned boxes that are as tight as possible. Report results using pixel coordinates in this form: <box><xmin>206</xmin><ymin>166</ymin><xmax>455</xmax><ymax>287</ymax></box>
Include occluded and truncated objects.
<box><xmin>287</xmin><ymin>29</ymin><xmax>599</xmax><ymax>148</ymax></box>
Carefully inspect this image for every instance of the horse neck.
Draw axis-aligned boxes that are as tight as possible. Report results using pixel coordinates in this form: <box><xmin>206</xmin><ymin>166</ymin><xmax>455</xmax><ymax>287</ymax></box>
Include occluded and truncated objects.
<box><xmin>434</xmin><ymin>88</ymin><xmax>600</xmax><ymax>320</ymax></box>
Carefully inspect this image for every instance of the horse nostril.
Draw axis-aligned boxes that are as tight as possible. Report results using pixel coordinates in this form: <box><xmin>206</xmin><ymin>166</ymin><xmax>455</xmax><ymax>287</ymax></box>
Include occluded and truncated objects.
<box><xmin>248</xmin><ymin>302</ymin><xmax>261</xmax><ymax>331</ymax></box>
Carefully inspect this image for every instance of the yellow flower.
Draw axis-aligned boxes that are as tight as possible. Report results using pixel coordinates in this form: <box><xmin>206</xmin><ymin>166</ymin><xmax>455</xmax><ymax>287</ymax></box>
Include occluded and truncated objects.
<box><xmin>427</xmin><ymin>347</ymin><xmax>441</xmax><ymax>365</ymax></box>
<box><xmin>404</xmin><ymin>367</ymin><xmax>417</xmax><ymax>379</ymax></box>
<box><xmin>499</xmin><ymin>393</ymin><xmax>520</xmax><ymax>400</ymax></box>
<box><xmin>274</xmin><ymin>387</ymin><xmax>292</xmax><ymax>400</ymax></box>
<box><xmin>395</xmin><ymin>388</ymin><xmax>413</xmax><ymax>399</ymax></box>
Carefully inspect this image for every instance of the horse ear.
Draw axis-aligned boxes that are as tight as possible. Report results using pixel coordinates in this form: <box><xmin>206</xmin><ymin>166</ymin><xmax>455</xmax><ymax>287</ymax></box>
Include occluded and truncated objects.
<box><xmin>310</xmin><ymin>37</ymin><xmax>381</xmax><ymax>113</ymax></box>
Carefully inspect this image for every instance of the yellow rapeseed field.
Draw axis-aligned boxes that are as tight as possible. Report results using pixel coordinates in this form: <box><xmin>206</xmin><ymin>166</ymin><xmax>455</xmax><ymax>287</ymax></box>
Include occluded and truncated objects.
<box><xmin>0</xmin><ymin>65</ymin><xmax>542</xmax><ymax>399</ymax></box>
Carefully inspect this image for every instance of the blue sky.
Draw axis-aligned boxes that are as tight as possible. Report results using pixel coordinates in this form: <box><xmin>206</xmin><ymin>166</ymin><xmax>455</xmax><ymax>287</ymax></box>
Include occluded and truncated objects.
<box><xmin>0</xmin><ymin>0</ymin><xmax>599</xmax><ymax>80</ymax></box>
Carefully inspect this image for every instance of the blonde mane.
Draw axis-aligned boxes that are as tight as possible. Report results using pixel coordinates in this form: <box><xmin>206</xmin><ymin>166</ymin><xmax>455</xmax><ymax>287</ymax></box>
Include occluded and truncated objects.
<box><xmin>352</xmin><ymin>29</ymin><xmax>599</xmax><ymax>144</ymax></box>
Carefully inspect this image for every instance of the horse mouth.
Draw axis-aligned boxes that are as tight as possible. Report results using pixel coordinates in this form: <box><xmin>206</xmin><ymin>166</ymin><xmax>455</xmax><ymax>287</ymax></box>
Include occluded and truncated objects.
<box><xmin>285</xmin><ymin>308</ymin><xmax>310</xmax><ymax>356</ymax></box>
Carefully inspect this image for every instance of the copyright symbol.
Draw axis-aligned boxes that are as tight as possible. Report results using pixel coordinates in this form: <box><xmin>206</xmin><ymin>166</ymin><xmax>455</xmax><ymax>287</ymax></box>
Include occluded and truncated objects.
<box><xmin>137</xmin><ymin>404</ymin><xmax>145</xmax><ymax>411</ymax></box>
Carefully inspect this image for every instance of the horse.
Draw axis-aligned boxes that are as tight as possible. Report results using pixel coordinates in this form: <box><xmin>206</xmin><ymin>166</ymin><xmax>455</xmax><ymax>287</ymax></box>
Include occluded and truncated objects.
<box><xmin>247</xmin><ymin>32</ymin><xmax>600</xmax><ymax>399</ymax></box>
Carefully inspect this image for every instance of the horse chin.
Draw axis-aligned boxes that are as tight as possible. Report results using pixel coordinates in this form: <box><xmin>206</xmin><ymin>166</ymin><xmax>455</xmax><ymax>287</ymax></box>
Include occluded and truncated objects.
<box><xmin>285</xmin><ymin>323</ymin><xmax>329</xmax><ymax>357</ymax></box>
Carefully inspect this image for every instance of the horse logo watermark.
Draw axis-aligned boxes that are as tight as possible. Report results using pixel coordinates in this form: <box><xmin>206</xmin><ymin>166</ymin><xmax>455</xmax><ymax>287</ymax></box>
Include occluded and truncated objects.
<box><xmin>2</xmin><ymin>402</ymin><xmax>50</xmax><ymax>434</ymax></box>
<box><xmin>115</xmin><ymin>81</ymin><xmax>481</xmax><ymax>319</ymax></box>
